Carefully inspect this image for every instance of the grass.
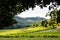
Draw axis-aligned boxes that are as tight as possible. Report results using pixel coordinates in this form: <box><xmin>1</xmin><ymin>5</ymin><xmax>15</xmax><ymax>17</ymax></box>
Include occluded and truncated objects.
<box><xmin>0</xmin><ymin>26</ymin><xmax>60</xmax><ymax>40</ymax></box>
<box><xmin>0</xmin><ymin>27</ymin><xmax>59</xmax><ymax>37</ymax></box>
<box><xmin>0</xmin><ymin>37</ymin><xmax>60</xmax><ymax>40</ymax></box>
<box><xmin>0</xmin><ymin>27</ymin><xmax>48</xmax><ymax>36</ymax></box>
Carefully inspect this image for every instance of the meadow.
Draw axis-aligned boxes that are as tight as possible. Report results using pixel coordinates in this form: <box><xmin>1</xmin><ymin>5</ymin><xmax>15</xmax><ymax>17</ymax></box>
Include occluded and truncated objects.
<box><xmin>0</xmin><ymin>37</ymin><xmax>60</xmax><ymax>40</ymax></box>
<box><xmin>0</xmin><ymin>26</ymin><xmax>60</xmax><ymax>40</ymax></box>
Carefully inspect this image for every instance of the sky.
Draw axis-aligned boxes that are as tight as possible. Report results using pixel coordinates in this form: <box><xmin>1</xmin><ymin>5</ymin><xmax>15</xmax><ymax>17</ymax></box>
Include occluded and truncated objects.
<box><xmin>17</xmin><ymin>5</ymin><xmax>50</xmax><ymax>19</ymax></box>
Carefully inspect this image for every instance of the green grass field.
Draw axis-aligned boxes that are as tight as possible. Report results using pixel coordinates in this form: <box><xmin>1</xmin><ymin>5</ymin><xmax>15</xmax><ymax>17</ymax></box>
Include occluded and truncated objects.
<box><xmin>0</xmin><ymin>37</ymin><xmax>60</xmax><ymax>40</ymax></box>
<box><xmin>0</xmin><ymin>27</ymin><xmax>60</xmax><ymax>40</ymax></box>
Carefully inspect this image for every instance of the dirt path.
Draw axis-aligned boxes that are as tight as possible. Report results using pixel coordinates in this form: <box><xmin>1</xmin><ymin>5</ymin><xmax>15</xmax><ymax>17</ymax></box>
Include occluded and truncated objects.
<box><xmin>40</xmin><ymin>27</ymin><xmax>60</xmax><ymax>32</ymax></box>
<box><xmin>56</xmin><ymin>26</ymin><xmax>60</xmax><ymax>29</ymax></box>
<box><xmin>40</xmin><ymin>29</ymin><xmax>57</xmax><ymax>32</ymax></box>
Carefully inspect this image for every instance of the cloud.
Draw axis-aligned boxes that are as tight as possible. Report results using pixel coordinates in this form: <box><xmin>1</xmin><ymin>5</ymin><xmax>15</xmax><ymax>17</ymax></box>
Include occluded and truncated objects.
<box><xmin>17</xmin><ymin>5</ymin><xmax>50</xmax><ymax>19</ymax></box>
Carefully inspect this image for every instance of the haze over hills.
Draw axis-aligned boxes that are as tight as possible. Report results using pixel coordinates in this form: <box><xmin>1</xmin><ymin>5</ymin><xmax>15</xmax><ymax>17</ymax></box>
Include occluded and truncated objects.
<box><xmin>4</xmin><ymin>16</ymin><xmax>46</xmax><ymax>29</ymax></box>
<box><xmin>14</xmin><ymin>16</ymin><xmax>46</xmax><ymax>22</ymax></box>
<box><xmin>14</xmin><ymin>16</ymin><xmax>46</xmax><ymax>27</ymax></box>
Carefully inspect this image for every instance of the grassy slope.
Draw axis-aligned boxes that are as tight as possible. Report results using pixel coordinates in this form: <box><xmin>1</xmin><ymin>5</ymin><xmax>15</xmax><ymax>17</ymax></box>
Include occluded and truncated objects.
<box><xmin>0</xmin><ymin>27</ymin><xmax>60</xmax><ymax>37</ymax></box>
<box><xmin>0</xmin><ymin>27</ymin><xmax>60</xmax><ymax>40</ymax></box>
<box><xmin>0</xmin><ymin>27</ymin><xmax>48</xmax><ymax>36</ymax></box>
<box><xmin>0</xmin><ymin>37</ymin><xmax>60</xmax><ymax>40</ymax></box>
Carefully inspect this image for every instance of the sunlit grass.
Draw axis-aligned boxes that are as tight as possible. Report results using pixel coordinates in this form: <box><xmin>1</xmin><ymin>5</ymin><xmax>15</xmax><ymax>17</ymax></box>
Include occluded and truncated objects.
<box><xmin>0</xmin><ymin>37</ymin><xmax>60</xmax><ymax>40</ymax></box>
<box><xmin>27</xmin><ymin>27</ymin><xmax>48</xmax><ymax>32</ymax></box>
<box><xmin>0</xmin><ymin>26</ymin><xmax>60</xmax><ymax>38</ymax></box>
<box><xmin>0</xmin><ymin>27</ymin><xmax>48</xmax><ymax>36</ymax></box>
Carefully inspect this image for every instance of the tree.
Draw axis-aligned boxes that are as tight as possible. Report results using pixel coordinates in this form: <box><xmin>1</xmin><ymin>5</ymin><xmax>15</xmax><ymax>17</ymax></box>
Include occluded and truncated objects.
<box><xmin>56</xmin><ymin>10</ymin><xmax>60</xmax><ymax>23</ymax></box>
<box><xmin>47</xmin><ymin>8</ymin><xmax>60</xmax><ymax>23</ymax></box>
<box><xmin>0</xmin><ymin>0</ymin><xmax>60</xmax><ymax>29</ymax></box>
<box><xmin>46</xmin><ymin>6</ymin><xmax>60</xmax><ymax>28</ymax></box>
<box><xmin>41</xmin><ymin>20</ymin><xmax>48</xmax><ymax>27</ymax></box>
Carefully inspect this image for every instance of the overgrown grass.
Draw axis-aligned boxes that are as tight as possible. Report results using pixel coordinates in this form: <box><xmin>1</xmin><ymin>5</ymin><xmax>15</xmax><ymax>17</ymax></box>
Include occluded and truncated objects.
<box><xmin>0</xmin><ymin>27</ymin><xmax>48</xmax><ymax>36</ymax></box>
<box><xmin>0</xmin><ymin>26</ymin><xmax>59</xmax><ymax>38</ymax></box>
<box><xmin>0</xmin><ymin>37</ymin><xmax>60</xmax><ymax>40</ymax></box>
<box><xmin>0</xmin><ymin>26</ymin><xmax>60</xmax><ymax>40</ymax></box>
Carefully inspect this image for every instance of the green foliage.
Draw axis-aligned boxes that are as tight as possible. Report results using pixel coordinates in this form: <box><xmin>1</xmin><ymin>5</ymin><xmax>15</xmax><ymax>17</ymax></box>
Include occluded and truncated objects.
<box><xmin>0</xmin><ymin>0</ymin><xmax>60</xmax><ymax>28</ymax></box>
<box><xmin>56</xmin><ymin>10</ymin><xmax>60</xmax><ymax>23</ymax></box>
<box><xmin>48</xmin><ymin>19</ymin><xmax>55</xmax><ymax>27</ymax></box>
<box><xmin>45</xmin><ymin>6</ymin><xmax>60</xmax><ymax>28</ymax></box>
<box><xmin>47</xmin><ymin>9</ymin><xmax>60</xmax><ymax>24</ymax></box>
<box><xmin>41</xmin><ymin>19</ymin><xmax>57</xmax><ymax>28</ymax></box>
<box><xmin>31</xmin><ymin>22</ymin><xmax>41</xmax><ymax>27</ymax></box>
<box><xmin>58</xmin><ymin>23</ymin><xmax>60</xmax><ymax>26</ymax></box>
<box><xmin>41</xmin><ymin>20</ymin><xmax>48</xmax><ymax>27</ymax></box>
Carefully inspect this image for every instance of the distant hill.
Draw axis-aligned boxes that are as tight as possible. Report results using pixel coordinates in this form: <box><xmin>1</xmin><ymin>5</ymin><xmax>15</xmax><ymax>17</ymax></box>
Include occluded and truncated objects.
<box><xmin>14</xmin><ymin>16</ymin><xmax>45</xmax><ymax>21</ymax></box>
<box><xmin>14</xmin><ymin>16</ymin><xmax>46</xmax><ymax>25</ymax></box>
<box><xmin>4</xmin><ymin>16</ymin><xmax>46</xmax><ymax>29</ymax></box>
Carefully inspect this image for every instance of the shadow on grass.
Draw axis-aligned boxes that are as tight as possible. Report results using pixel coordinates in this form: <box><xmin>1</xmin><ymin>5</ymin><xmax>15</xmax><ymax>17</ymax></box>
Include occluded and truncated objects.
<box><xmin>44</xmin><ymin>36</ymin><xmax>58</xmax><ymax>38</ymax></box>
<box><xmin>0</xmin><ymin>35</ymin><xmax>59</xmax><ymax>38</ymax></box>
<box><xmin>0</xmin><ymin>35</ymin><xmax>19</xmax><ymax>38</ymax></box>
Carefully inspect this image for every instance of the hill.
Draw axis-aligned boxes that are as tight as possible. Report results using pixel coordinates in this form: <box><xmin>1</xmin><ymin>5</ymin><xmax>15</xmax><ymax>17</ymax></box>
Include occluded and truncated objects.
<box><xmin>14</xmin><ymin>16</ymin><xmax>46</xmax><ymax>28</ymax></box>
<box><xmin>4</xmin><ymin>16</ymin><xmax>46</xmax><ymax>29</ymax></box>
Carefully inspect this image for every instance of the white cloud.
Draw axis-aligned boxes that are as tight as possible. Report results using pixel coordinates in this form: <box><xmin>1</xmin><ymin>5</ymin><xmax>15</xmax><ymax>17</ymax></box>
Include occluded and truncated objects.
<box><xmin>17</xmin><ymin>5</ymin><xmax>50</xmax><ymax>19</ymax></box>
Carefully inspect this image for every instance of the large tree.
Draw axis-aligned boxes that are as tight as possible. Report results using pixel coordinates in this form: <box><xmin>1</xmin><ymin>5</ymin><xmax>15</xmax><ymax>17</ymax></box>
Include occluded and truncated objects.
<box><xmin>0</xmin><ymin>0</ymin><xmax>60</xmax><ymax>29</ymax></box>
<box><xmin>48</xmin><ymin>9</ymin><xmax>60</xmax><ymax>24</ymax></box>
